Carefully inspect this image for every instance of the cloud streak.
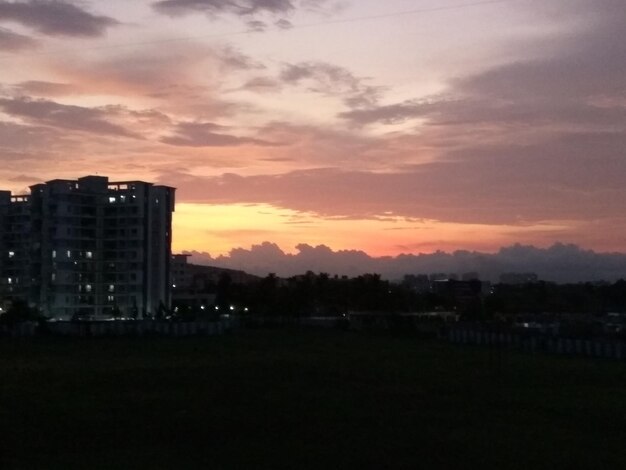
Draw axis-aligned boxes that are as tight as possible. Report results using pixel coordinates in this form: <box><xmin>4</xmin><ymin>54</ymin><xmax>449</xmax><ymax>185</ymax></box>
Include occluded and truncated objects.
<box><xmin>163</xmin><ymin>137</ymin><xmax>626</xmax><ymax>225</ymax></box>
<box><xmin>161</xmin><ymin>121</ymin><xmax>278</xmax><ymax>147</ymax></box>
<box><xmin>153</xmin><ymin>0</ymin><xmax>309</xmax><ymax>17</ymax></box>
<box><xmin>0</xmin><ymin>97</ymin><xmax>140</xmax><ymax>138</ymax></box>
<box><xmin>279</xmin><ymin>61</ymin><xmax>381</xmax><ymax>107</ymax></box>
<box><xmin>0</xmin><ymin>1</ymin><xmax>118</xmax><ymax>37</ymax></box>
<box><xmin>0</xmin><ymin>25</ymin><xmax>36</xmax><ymax>50</ymax></box>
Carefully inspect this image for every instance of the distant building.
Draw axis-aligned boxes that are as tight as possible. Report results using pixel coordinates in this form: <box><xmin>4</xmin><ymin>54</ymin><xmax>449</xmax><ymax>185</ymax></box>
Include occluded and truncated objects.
<box><xmin>432</xmin><ymin>279</ymin><xmax>483</xmax><ymax>306</ymax></box>
<box><xmin>402</xmin><ymin>274</ymin><xmax>430</xmax><ymax>293</ymax></box>
<box><xmin>0</xmin><ymin>175</ymin><xmax>175</xmax><ymax>320</ymax></box>
<box><xmin>171</xmin><ymin>254</ymin><xmax>193</xmax><ymax>289</ymax></box>
<box><xmin>171</xmin><ymin>254</ymin><xmax>258</xmax><ymax>290</ymax></box>
<box><xmin>170</xmin><ymin>254</ymin><xmax>258</xmax><ymax>313</ymax></box>
<box><xmin>499</xmin><ymin>272</ymin><xmax>539</xmax><ymax>285</ymax></box>
<box><xmin>462</xmin><ymin>272</ymin><xmax>480</xmax><ymax>281</ymax></box>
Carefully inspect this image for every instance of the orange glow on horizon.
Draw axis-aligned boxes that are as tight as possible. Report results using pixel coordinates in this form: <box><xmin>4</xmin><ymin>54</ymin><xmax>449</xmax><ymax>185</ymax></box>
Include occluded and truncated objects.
<box><xmin>172</xmin><ymin>203</ymin><xmax>574</xmax><ymax>257</ymax></box>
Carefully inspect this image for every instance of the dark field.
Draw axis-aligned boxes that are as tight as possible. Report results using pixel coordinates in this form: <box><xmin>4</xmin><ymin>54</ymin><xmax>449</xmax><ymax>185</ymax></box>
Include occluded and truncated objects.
<box><xmin>1</xmin><ymin>329</ymin><xmax>625</xmax><ymax>469</ymax></box>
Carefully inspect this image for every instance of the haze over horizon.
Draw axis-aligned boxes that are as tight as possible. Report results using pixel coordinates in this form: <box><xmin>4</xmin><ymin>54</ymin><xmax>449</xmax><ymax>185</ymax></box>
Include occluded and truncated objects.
<box><xmin>185</xmin><ymin>241</ymin><xmax>626</xmax><ymax>283</ymax></box>
<box><xmin>1</xmin><ymin>0</ymin><xmax>625</xmax><ymax>262</ymax></box>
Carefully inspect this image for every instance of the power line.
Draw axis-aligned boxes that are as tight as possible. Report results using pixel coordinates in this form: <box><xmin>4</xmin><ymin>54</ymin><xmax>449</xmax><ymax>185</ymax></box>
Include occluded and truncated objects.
<box><xmin>0</xmin><ymin>0</ymin><xmax>521</xmax><ymax>60</ymax></box>
<box><xmin>286</xmin><ymin>0</ymin><xmax>520</xmax><ymax>30</ymax></box>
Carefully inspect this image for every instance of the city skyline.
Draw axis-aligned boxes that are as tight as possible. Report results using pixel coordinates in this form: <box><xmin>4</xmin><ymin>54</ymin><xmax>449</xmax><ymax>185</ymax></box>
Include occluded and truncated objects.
<box><xmin>1</xmin><ymin>0</ymin><xmax>625</xmax><ymax>258</ymax></box>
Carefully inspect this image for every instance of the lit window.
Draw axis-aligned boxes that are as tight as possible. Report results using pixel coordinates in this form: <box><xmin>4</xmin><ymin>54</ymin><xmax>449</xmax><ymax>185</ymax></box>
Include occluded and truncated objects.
<box><xmin>86</xmin><ymin>251</ymin><xmax>93</xmax><ymax>259</ymax></box>
<box><xmin>85</xmin><ymin>284</ymin><xmax>92</xmax><ymax>293</ymax></box>
<box><xmin>8</xmin><ymin>251</ymin><xmax>14</xmax><ymax>258</ymax></box>
<box><xmin>109</xmin><ymin>196</ymin><xmax>116</xmax><ymax>203</ymax></box>
<box><xmin>52</xmin><ymin>250</ymin><xmax>56</xmax><ymax>259</ymax></box>
<box><xmin>66</xmin><ymin>250</ymin><xmax>71</xmax><ymax>258</ymax></box>
<box><xmin>108</xmin><ymin>284</ymin><xmax>115</xmax><ymax>292</ymax></box>
<box><xmin>7</xmin><ymin>277</ymin><xmax>12</xmax><ymax>285</ymax></box>
<box><xmin>107</xmin><ymin>295</ymin><xmax>115</xmax><ymax>302</ymax></box>
<box><xmin>51</xmin><ymin>273</ymin><xmax>56</xmax><ymax>282</ymax></box>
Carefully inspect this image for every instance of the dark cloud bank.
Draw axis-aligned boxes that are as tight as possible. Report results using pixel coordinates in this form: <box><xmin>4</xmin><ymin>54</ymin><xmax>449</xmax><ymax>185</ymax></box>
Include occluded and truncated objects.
<box><xmin>153</xmin><ymin>0</ymin><xmax>329</xmax><ymax>17</ymax></box>
<box><xmin>0</xmin><ymin>1</ymin><xmax>118</xmax><ymax>37</ymax></box>
<box><xmin>186</xmin><ymin>243</ymin><xmax>626</xmax><ymax>283</ymax></box>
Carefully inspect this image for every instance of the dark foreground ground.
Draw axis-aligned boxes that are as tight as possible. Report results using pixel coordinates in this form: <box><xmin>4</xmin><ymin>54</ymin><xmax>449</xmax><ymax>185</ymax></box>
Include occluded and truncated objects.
<box><xmin>1</xmin><ymin>329</ymin><xmax>625</xmax><ymax>469</ymax></box>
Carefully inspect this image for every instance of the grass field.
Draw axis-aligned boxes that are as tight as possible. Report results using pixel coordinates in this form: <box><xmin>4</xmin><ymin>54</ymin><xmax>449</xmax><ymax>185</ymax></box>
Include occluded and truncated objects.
<box><xmin>1</xmin><ymin>329</ymin><xmax>625</xmax><ymax>469</ymax></box>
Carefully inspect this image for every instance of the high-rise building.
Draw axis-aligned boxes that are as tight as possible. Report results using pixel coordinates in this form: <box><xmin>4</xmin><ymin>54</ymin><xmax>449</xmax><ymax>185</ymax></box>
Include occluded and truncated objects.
<box><xmin>0</xmin><ymin>176</ymin><xmax>175</xmax><ymax>320</ymax></box>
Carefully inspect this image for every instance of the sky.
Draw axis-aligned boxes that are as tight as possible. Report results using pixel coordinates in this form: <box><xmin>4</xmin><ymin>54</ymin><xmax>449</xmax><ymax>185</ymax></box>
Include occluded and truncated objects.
<box><xmin>0</xmin><ymin>0</ymin><xmax>625</xmax><ymax>264</ymax></box>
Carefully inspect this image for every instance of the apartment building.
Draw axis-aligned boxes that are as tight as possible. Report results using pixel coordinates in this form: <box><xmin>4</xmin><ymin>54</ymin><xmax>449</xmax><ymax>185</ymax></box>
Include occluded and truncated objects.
<box><xmin>0</xmin><ymin>176</ymin><xmax>175</xmax><ymax>320</ymax></box>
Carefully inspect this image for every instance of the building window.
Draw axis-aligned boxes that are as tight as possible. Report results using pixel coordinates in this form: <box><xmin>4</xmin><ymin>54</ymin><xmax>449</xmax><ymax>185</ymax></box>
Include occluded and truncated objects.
<box><xmin>8</xmin><ymin>251</ymin><xmax>14</xmax><ymax>258</ymax></box>
<box><xmin>108</xmin><ymin>284</ymin><xmax>115</xmax><ymax>292</ymax></box>
<box><xmin>86</xmin><ymin>251</ymin><xmax>93</xmax><ymax>259</ymax></box>
<box><xmin>85</xmin><ymin>284</ymin><xmax>92</xmax><ymax>293</ymax></box>
<box><xmin>109</xmin><ymin>196</ymin><xmax>116</xmax><ymax>204</ymax></box>
<box><xmin>107</xmin><ymin>295</ymin><xmax>115</xmax><ymax>302</ymax></box>
<box><xmin>66</xmin><ymin>250</ymin><xmax>71</xmax><ymax>259</ymax></box>
<box><xmin>52</xmin><ymin>250</ymin><xmax>56</xmax><ymax>259</ymax></box>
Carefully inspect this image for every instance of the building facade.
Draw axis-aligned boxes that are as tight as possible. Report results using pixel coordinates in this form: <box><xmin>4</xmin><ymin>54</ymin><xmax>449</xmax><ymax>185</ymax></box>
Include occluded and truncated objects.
<box><xmin>0</xmin><ymin>176</ymin><xmax>175</xmax><ymax>320</ymax></box>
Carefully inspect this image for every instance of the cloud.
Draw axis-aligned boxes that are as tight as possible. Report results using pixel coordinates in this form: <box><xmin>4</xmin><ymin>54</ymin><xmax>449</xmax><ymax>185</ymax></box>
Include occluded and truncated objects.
<box><xmin>151</xmin><ymin>0</ymin><xmax>344</xmax><ymax>30</ymax></box>
<box><xmin>9</xmin><ymin>173</ymin><xmax>40</xmax><ymax>183</ymax></box>
<box><xmin>341</xmin><ymin>2</ymin><xmax>626</xmax><ymax>129</ymax></box>
<box><xmin>255</xmin><ymin>121</ymin><xmax>386</xmax><ymax>166</ymax></box>
<box><xmin>240</xmin><ymin>76</ymin><xmax>282</xmax><ymax>93</ymax></box>
<box><xmin>279</xmin><ymin>61</ymin><xmax>381</xmax><ymax>107</ymax></box>
<box><xmin>0</xmin><ymin>1</ymin><xmax>118</xmax><ymax>37</ymax></box>
<box><xmin>153</xmin><ymin>0</ymin><xmax>298</xmax><ymax>17</ymax></box>
<box><xmin>216</xmin><ymin>45</ymin><xmax>265</xmax><ymax>70</ymax></box>
<box><xmin>46</xmin><ymin>42</ymin><xmax>260</xmax><ymax>116</ymax></box>
<box><xmin>339</xmin><ymin>99</ymin><xmax>432</xmax><ymax>125</ymax></box>
<box><xmin>325</xmin><ymin>0</ymin><xmax>626</xmax><ymax>242</ymax></box>
<box><xmin>188</xmin><ymin>241</ymin><xmax>378</xmax><ymax>279</ymax></box>
<box><xmin>0</xmin><ymin>97</ymin><xmax>140</xmax><ymax>138</ymax></box>
<box><xmin>0</xmin><ymin>120</ymin><xmax>63</xmax><ymax>154</ymax></box>
<box><xmin>187</xmin><ymin>242</ymin><xmax>626</xmax><ymax>283</ymax></box>
<box><xmin>161</xmin><ymin>121</ymin><xmax>278</xmax><ymax>147</ymax></box>
<box><xmin>0</xmin><ymin>25</ymin><xmax>36</xmax><ymax>50</ymax></box>
<box><xmin>274</xmin><ymin>18</ymin><xmax>292</xmax><ymax>29</ymax></box>
<box><xmin>246</xmin><ymin>19</ymin><xmax>267</xmax><ymax>32</ymax></box>
<box><xmin>162</xmin><ymin>131</ymin><xmax>626</xmax><ymax>224</ymax></box>
<box><xmin>12</xmin><ymin>80</ymin><xmax>76</xmax><ymax>96</ymax></box>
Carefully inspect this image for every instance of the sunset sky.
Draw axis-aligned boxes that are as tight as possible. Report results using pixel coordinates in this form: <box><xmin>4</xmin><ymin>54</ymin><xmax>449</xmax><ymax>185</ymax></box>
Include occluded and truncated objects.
<box><xmin>1</xmin><ymin>0</ymin><xmax>625</xmax><ymax>258</ymax></box>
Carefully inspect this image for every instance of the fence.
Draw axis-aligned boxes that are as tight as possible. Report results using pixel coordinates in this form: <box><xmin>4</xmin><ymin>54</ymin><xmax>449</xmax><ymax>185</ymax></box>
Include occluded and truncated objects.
<box><xmin>447</xmin><ymin>326</ymin><xmax>626</xmax><ymax>360</ymax></box>
<box><xmin>0</xmin><ymin>318</ymin><xmax>237</xmax><ymax>338</ymax></box>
